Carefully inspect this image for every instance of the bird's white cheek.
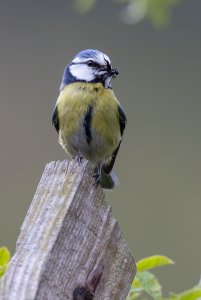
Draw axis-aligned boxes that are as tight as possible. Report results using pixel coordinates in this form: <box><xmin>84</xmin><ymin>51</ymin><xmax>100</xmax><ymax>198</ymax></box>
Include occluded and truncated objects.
<box><xmin>69</xmin><ymin>65</ymin><xmax>95</xmax><ymax>81</ymax></box>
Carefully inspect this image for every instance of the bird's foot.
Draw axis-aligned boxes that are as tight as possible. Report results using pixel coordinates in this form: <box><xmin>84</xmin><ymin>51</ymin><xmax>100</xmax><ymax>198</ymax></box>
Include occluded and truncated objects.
<box><xmin>74</xmin><ymin>154</ymin><xmax>83</xmax><ymax>165</ymax></box>
<box><xmin>93</xmin><ymin>172</ymin><xmax>101</xmax><ymax>187</ymax></box>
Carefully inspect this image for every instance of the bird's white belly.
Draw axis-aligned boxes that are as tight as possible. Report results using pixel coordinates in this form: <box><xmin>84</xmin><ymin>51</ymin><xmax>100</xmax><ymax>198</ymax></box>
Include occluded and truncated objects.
<box><xmin>60</xmin><ymin>122</ymin><xmax>112</xmax><ymax>163</ymax></box>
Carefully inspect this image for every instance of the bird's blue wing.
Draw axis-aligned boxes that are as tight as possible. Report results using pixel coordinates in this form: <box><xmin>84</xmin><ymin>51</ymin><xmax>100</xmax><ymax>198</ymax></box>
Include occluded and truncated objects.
<box><xmin>118</xmin><ymin>105</ymin><xmax>127</xmax><ymax>136</ymax></box>
<box><xmin>103</xmin><ymin>105</ymin><xmax>127</xmax><ymax>174</ymax></box>
<box><xmin>52</xmin><ymin>105</ymin><xmax>60</xmax><ymax>133</ymax></box>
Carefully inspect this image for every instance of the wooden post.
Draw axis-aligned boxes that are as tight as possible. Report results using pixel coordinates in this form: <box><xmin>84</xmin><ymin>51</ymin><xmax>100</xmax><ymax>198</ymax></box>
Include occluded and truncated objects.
<box><xmin>0</xmin><ymin>160</ymin><xmax>136</xmax><ymax>300</ymax></box>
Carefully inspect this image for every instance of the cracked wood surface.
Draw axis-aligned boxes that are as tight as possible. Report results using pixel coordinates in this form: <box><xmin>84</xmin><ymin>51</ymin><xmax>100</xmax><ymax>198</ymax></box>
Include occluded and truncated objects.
<box><xmin>0</xmin><ymin>159</ymin><xmax>136</xmax><ymax>300</ymax></box>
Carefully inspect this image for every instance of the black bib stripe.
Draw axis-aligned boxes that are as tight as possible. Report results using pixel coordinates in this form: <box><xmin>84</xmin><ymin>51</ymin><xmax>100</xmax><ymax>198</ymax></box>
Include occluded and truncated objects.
<box><xmin>83</xmin><ymin>105</ymin><xmax>93</xmax><ymax>144</ymax></box>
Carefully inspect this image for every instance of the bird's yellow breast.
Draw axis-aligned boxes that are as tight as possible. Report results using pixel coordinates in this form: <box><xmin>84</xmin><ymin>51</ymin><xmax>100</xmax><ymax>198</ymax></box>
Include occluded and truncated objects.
<box><xmin>56</xmin><ymin>82</ymin><xmax>121</xmax><ymax>161</ymax></box>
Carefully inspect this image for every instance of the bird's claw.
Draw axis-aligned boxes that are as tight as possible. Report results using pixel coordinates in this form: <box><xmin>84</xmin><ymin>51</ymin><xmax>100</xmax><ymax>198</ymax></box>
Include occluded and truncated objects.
<box><xmin>93</xmin><ymin>172</ymin><xmax>101</xmax><ymax>187</ymax></box>
<box><xmin>74</xmin><ymin>154</ymin><xmax>83</xmax><ymax>165</ymax></box>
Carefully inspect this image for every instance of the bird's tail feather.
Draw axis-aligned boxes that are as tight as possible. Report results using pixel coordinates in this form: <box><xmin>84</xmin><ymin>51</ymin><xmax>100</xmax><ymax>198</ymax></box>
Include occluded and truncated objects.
<box><xmin>100</xmin><ymin>168</ymin><xmax>119</xmax><ymax>190</ymax></box>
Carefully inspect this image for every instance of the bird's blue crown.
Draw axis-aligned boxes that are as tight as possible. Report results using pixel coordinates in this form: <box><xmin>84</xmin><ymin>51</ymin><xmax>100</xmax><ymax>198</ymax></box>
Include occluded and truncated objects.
<box><xmin>75</xmin><ymin>49</ymin><xmax>103</xmax><ymax>60</ymax></box>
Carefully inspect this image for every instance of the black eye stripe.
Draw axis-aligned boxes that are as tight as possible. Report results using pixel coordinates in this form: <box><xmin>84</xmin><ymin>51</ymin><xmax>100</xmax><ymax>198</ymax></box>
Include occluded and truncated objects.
<box><xmin>71</xmin><ymin>61</ymin><xmax>107</xmax><ymax>69</ymax></box>
<box><xmin>86</xmin><ymin>60</ymin><xmax>100</xmax><ymax>68</ymax></box>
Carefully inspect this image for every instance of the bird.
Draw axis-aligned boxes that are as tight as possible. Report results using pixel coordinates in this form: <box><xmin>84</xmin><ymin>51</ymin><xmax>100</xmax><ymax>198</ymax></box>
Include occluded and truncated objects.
<box><xmin>52</xmin><ymin>49</ymin><xmax>126</xmax><ymax>189</ymax></box>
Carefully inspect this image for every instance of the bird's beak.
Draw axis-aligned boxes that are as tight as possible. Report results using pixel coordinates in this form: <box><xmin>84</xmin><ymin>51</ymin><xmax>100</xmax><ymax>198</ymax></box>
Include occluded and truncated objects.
<box><xmin>110</xmin><ymin>68</ymin><xmax>119</xmax><ymax>79</ymax></box>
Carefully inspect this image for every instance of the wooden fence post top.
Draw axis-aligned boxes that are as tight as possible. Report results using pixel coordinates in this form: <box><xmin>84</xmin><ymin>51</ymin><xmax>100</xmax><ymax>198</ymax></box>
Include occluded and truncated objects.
<box><xmin>0</xmin><ymin>159</ymin><xmax>136</xmax><ymax>300</ymax></box>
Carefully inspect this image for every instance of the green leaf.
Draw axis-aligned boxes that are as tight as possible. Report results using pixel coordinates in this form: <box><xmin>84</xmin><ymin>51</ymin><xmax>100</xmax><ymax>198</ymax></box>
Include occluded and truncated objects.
<box><xmin>137</xmin><ymin>255</ymin><xmax>174</xmax><ymax>272</ymax></box>
<box><xmin>0</xmin><ymin>247</ymin><xmax>10</xmax><ymax>277</ymax></box>
<box><xmin>136</xmin><ymin>270</ymin><xmax>162</xmax><ymax>300</ymax></box>
<box><xmin>146</xmin><ymin>0</ymin><xmax>182</xmax><ymax>27</ymax></box>
<box><xmin>131</xmin><ymin>277</ymin><xmax>141</xmax><ymax>288</ymax></box>
<box><xmin>127</xmin><ymin>278</ymin><xmax>143</xmax><ymax>299</ymax></box>
<box><xmin>169</xmin><ymin>286</ymin><xmax>201</xmax><ymax>300</ymax></box>
<box><xmin>127</xmin><ymin>292</ymin><xmax>141</xmax><ymax>300</ymax></box>
<box><xmin>129</xmin><ymin>287</ymin><xmax>144</xmax><ymax>293</ymax></box>
<box><xmin>74</xmin><ymin>0</ymin><xmax>97</xmax><ymax>13</ymax></box>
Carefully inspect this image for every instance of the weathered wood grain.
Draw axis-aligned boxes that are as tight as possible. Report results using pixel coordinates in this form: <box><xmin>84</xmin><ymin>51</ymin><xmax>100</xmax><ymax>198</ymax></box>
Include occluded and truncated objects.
<box><xmin>0</xmin><ymin>160</ymin><xmax>136</xmax><ymax>300</ymax></box>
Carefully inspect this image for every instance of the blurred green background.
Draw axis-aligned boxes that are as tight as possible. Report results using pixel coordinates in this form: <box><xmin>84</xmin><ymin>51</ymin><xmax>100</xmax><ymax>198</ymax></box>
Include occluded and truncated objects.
<box><xmin>0</xmin><ymin>0</ymin><xmax>201</xmax><ymax>295</ymax></box>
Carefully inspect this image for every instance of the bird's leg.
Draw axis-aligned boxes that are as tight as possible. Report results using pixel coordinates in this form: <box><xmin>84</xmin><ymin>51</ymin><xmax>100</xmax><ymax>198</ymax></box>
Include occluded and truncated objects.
<box><xmin>93</xmin><ymin>162</ymin><xmax>102</xmax><ymax>186</ymax></box>
<box><xmin>74</xmin><ymin>153</ymin><xmax>83</xmax><ymax>165</ymax></box>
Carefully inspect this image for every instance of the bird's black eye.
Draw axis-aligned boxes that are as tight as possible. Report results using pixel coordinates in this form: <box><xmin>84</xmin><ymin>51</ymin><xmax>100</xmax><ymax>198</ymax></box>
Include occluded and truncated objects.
<box><xmin>86</xmin><ymin>60</ymin><xmax>94</xmax><ymax>66</ymax></box>
<box><xmin>86</xmin><ymin>60</ymin><xmax>100</xmax><ymax>68</ymax></box>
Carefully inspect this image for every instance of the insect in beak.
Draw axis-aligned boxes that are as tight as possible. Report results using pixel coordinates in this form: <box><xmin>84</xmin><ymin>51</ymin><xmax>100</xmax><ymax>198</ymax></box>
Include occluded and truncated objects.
<box><xmin>111</xmin><ymin>68</ymin><xmax>119</xmax><ymax>79</ymax></box>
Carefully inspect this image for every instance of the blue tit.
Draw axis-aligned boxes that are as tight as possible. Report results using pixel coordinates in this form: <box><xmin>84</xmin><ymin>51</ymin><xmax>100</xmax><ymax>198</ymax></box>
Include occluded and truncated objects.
<box><xmin>52</xmin><ymin>49</ymin><xmax>126</xmax><ymax>189</ymax></box>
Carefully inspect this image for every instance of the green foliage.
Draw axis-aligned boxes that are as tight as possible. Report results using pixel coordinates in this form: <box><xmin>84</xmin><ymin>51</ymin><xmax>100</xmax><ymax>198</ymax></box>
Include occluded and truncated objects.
<box><xmin>73</xmin><ymin>0</ymin><xmax>97</xmax><ymax>13</ymax></box>
<box><xmin>135</xmin><ymin>271</ymin><xmax>162</xmax><ymax>299</ymax></box>
<box><xmin>127</xmin><ymin>255</ymin><xmax>201</xmax><ymax>300</ymax></box>
<box><xmin>121</xmin><ymin>0</ymin><xmax>182</xmax><ymax>27</ymax></box>
<box><xmin>73</xmin><ymin>0</ymin><xmax>185</xmax><ymax>27</ymax></box>
<box><xmin>0</xmin><ymin>247</ymin><xmax>10</xmax><ymax>277</ymax></box>
<box><xmin>137</xmin><ymin>255</ymin><xmax>174</xmax><ymax>272</ymax></box>
<box><xmin>169</xmin><ymin>287</ymin><xmax>201</xmax><ymax>300</ymax></box>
